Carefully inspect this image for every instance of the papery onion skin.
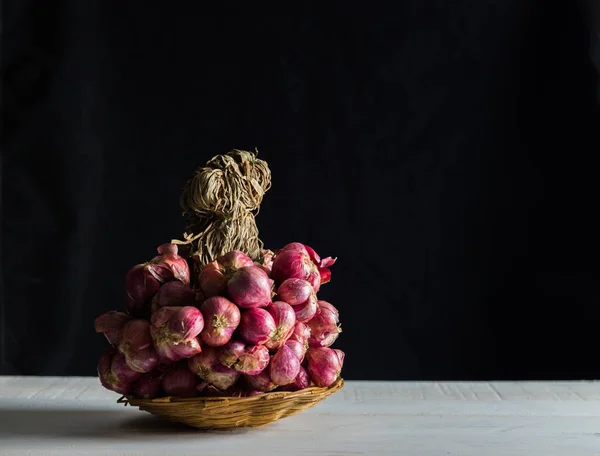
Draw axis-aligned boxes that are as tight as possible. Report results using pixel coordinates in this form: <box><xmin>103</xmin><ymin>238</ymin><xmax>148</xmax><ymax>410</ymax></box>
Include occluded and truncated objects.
<box><xmin>271</xmin><ymin>249</ymin><xmax>319</xmax><ymax>287</ymax></box>
<box><xmin>265</xmin><ymin>301</ymin><xmax>296</xmax><ymax>349</ymax></box>
<box><xmin>269</xmin><ymin>345</ymin><xmax>301</xmax><ymax>386</ymax></box>
<box><xmin>98</xmin><ymin>349</ymin><xmax>142</xmax><ymax>394</ymax></box>
<box><xmin>188</xmin><ymin>347</ymin><xmax>240</xmax><ymax>390</ymax></box>
<box><xmin>199</xmin><ymin>251</ymin><xmax>254</xmax><ymax>297</ymax></box>
<box><xmin>94</xmin><ymin>311</ymin><xmax>133</xmax><ymax>346</ymax></box>
<box><xmin>218</xmin><ymin>340</ymin><xmax>246</xmax><ymax>367</ymax></box>
<box><xmin>124</xmin><ymin>264</ymin><xmax>166</xmax><ymax>316</ymax></box>
<box><xmin>132</xmin><ymin>371</ymin><xmax>162</xmax><ymax>399</ymax></box>
<box><xmin>233</xmin><ymin>345</ymin><xmax>270</xmax><ymax>375</ymax></box>
<box><xmin>238</xmin><ymin>308</ymin><xmax>276</xmax><ymax>345</ymax></box>
<box><xmin>278</xmin><ymin>366</ymin><xmax>310</xmax><ymax>391</ymax></box>
<box><xmin>244</xmin><ymin>371</ymin><xmax>277</xmax><ymax>392</ymax></box>
<box><xmin>161</xmin><ymin>366</ymin><xmax>198</xmax><ymax>398</ymax></box>
<box><xmin>277</xmin><ymin>278</ymin><xmax>312</xmax><ymax>306</ymax></box>
<box><xmin>291</xmin><ymin>293</ymin><xmax>318</xmax><ymax>323</ymax></box>
<box><xmin>306</xmin><ymin>347</ymin><xmax>342</xmax><ymax>387</ymax></box>
<box><xmin>307</xmin><ymin>306</ymin><xmax>341</xmax><ymax>348</ymax></box>
<box><xmin>285</xmin><ymin>339</ymin><xmax>307</xmax><ymax>362</ymax></box>
<box><xmin>119</xmin><ymin>319</ymin><xmax>152</xmax><ymax>354</ymax></box>
<box><xmin>333</xmin><ymin>349</ymin><xmax>345</xmax><ymax>367</ymax></box>
<box><xmin>289</xmin><ymin>322</ymin><xmax>311</xmax><ymax>345</ymax></box>
<box><xmin>125</xmin><ymin>346</ymin><xmax>159</xmax><ymax>373</ymax></box>
<box><xmin>156</xmin><ymin>281</ymin><xmax>196</xmax><ymax>308</ymax></box>
<box><xmin>200</xmin><ymin>297</ymin><xmax>241</xmax><ymax>347</ymax></box>
<box><xmin>151</xmin><ymin>243</ymin><xmax>190</xmax><ymax>285</ymax></box>
<box><xmin>166</xmin><ymin>306</ymin><xmax>204</xmax><ymax>341</ymax></box>
<box><xmin>153</xmin><ymin>336</ymin><xmax>202</xmax><ymax>362</ymax></box>
<box><xmin>227</xmin><ymin>266</ymin><xmax>273</xmax><ymax>309</ymax></box>
<box><xmin>317</xmin><ymin>300</ymin><xmax>339</xmax><ymax>321</ymax></box>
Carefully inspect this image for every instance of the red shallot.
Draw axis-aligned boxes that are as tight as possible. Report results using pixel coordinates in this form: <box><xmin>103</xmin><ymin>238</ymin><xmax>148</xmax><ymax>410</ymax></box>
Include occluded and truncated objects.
<box><xmin>265</xmin><ymin>301</ymin><xmax>296</xmax><ymax>349</ymax></box>
<box><xmin>238</xmin><ymin>308</ymin><xmax>276</xmax><ymax>345</ymax></box>
<box><xmin>306</xmin><ymin>347</ymin><xmax>342</xmax><ymax>387</ymax></box>
<box><xmin>269</xmin><ymin>345</ymin><xmax>300</xmax><ymax>385</ymax></box>
<box><xmin>200</xmin><ymin>297</ymin><xmax>240</xmax><ymax>346</ymax></box>
<box><xmin>227</xmin><ymin>266</ymin><xmax>273</xmax><ymax>308</ymax></box>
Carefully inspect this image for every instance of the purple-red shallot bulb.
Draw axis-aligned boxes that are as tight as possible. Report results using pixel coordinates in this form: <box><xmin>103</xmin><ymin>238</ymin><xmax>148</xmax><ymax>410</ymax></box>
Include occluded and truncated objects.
<box><xmin>233</xmin><ymin>345</ymin><xmax>270</xmax><ymax>375</ymax></box>
<box><xmin>125</xmin><ymin>263</ymin><xmax>168</xmax><ymax>316</ymax></box>
<box><xmin>306</xmin><ymin>347</ymin><xmax>342</xmax><ymax>387</ymax></box>
<box><xmin>227</xmin><ymin>266</ymin><xmax>273</xmax><ymax>308</ymax></box>
<box><xmin>292</xmin><ymin>293</ymin><xmax>318</xmax><ymax>323</ymax></box>
<box><xmin>285</xmin><ymin>339</ymin><xmax>307</xmax><ymax>362</ymax></box>
<box><xmin>200</xmin><ymin>297</ymin><xmax>241</xmax><ymax>346</ymax></box>
<box><xmin>317</xmin><ymin>300</ymin><xmax>339</xmax><ymax>321</ymax></box>
<box><xmin>118</xmin><ymin>319</ymin><xmax>159</xmax><ymax>373</ymax></box>
<box><xmin>132</xmin><ymin>371</ymin><xmax>162</xmax><ymax>399</ymax></box>
<box><xmin>119</xmin><ymin>319</ymin><xmax>152</xmax><ymax>353</ymax></box>
<box><xmin>271</xmin><ymin>247</ymin><xmax>321</xmax><ymax>291</ymax></box>
<box><xmin>307</xmin><ymin>305</ymin><xmax>341</xmax><ymax>348</ymax></box>
<box><xmin>244</xmin><ymin>370</ymin><xmax>276</xmax><ymax>392</ymax></box>
<box><xmin>188</xmin><ymin>347</ymin><xmax>240</xmax><ymax>390</ymax></box>
<box><xmin>239</xmin><ymin>308</ymin><xmax>276</xmax><ymax>345</ymax></box>
<box><xmin>278</xmin><ymin>366</ymin><xmax>310</xmax><ymax>391</ymax></box>
<box><xmin>155</xmin><ymin>281</ymin><xmax>196</xmax><ymax>308</ymax></box>
<box><xmin>198</xmin><ymin>250</ymin><xmax>254</xmax><ymax>297</ymax></box>
<box><xmin>333</xmin><ymin>349</ymin><xmax>345</xmax><ymax>367</ymax></box>
<box><xmin>303</xmin><ymin>244</ymin><xmax>337</xmax><ymax>285</ymax></box>
<box><xmin>98</xmin><ymin>348</ymin><xmax>142</xmax><ymax>394</ymax></box>
<box><xmin>161</xmin><ymin>366</ymin><xmax>198</xmax><ymax>398</ymax></box>
<box><xmin>258</xmin><ymin>249</ymin><xmax>275</xmax><ymax>274</ymax></box>
<box><xmin>277</xmin><ymin>278</ymin><xmax>313</xmax><ymax>306</ymax></box>
<box><xmin>94</xmin><ymin>311</ymin><xmax>133</xmax><ymax>346</ymax></box>
<box><xmin>269</xmin><ymin>345</ymin><xmax>300</xmax><ymax>386</ymax></box>
<box><xmin>265</xmin><ymin>301</ymin><xmax>296</xmax><ymax>349</ymax></box>
<box><xmin>123</xmin><ymin>346</ymin><xmax>159</xmax><ymax>373</ymax></box>
<box><xmin>151</xmin><ymin>306</ymin><xmax>203</xmax><ymax>361</ymax></box>
<box><xmin>150</xmin><ymin>243</ymin><xmax>190</xmax><ymax>285</ymax></box>
<box><xmin>218</xmin><ymin>340</ymin><xmax>246</xmax><ymax>367</ymax></box>
<box><xmin>289</xmin><ymin>322</ymin><xmax>311</xmax><ymax>346</ymax></box>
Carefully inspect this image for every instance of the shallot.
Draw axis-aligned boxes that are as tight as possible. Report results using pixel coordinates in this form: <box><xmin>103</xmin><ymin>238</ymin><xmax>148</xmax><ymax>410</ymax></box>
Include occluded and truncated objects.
<box><xmin>234</xmin><ymin>345</ymin><xmax>270</xmax><ymax>375</ymax></box>
<box><xmin>98</xmin><ymin>348</ymin><xmax>141</xmax><ymax>394</ymax></box>
<box><xmin>132</xmin><ymin>371</ymin><xmax>162</xmax><ymax>399</ymax></box>
<box><xmin>269</xmin><ymin>345</ymin><xmax>300</xmax><ymax>385</ymax></box>
<box><xmin>199</xmin><ymin>250</ymin><xmax>254</xmax><ymax>297</ymax></box>
<box><xmin>244</xmin><ymin>371</ymin><xmax>276</xmax><ymax>392</ymax></box>
<box><xmin>265</xmin><ymin>301</ymin><xmax>296</xmax><ymax>349</ymax></box>
<box><xmin>94</xmin><ymin>311</ymin><xmax>133</xmax><ymax>346</ymax></box>
<box><xmin>188</xmin><ymin>347</ymin><xmax>240</xmax><ymax>390</ymax></box>
<box><xmin>278</xmin><ymin>366</ymin><xmax>310</xmax><ymax>391</ymax></box>
<box><xmin>151</xmin><ymin>306</ymin><xmax>204</xmax><ymax>361</ymax></box>
<box><xmin>200</xmin><ymin>297</ymin><xmax>240</xmax><ymax>346</ymax></box>
<box><xmin>307</xmin><ymin>305</ymin><xmax>341</xmax><ymax>348</ymax></box>
<box><xmin>150</xmin><ymin>243</ymin><xmax>190</xmax><ymax>284</ymax></box>
<box><xmin>291</xmin><ymin>293</ymin><xmax>318</xmax><ymax>323</ymax></box>
<box><xmin>162</xmin><ymin>366</ymin><xmax>198</xmax><ymax>397</ymax></box>
<box><xmin>277</xmin><ymin>278</ymin><xmax>312</xmax><ymax>305</ymax></box>
<box><xmin>271</xmin><ymin>248</ymin><xmax>321</xmax><ymax>291</ymax></box>
<box><xmin>306</xmin><ymin>347</ymin><xmax>342</xmax><ymax>387</ymax></box>
<box><xmin>155</xmin><ymin>281</ymin><xmax>196</xmax><ymax>308</ymax></box>
<box><xmin>239</xmin><ymin>308</ymin><xmax>276</xmax><ymax>345</ymax></box>
<box><xmin>285</xmin><ymin>339</ymin><xmax>307</xmax><ymax>362</ymax></box>
<box><xmin>227</xmin><ymin>266</ymin><xmax>273</xmax><ymax>308</ymax></box>
<box><xmin>218</xmin><ymin>340</ymin><xmax>246</xmax><ymax>367</ymax></box>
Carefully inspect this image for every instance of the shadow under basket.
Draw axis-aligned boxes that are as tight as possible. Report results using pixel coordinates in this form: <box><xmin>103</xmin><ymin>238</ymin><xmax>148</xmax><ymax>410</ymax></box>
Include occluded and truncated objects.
<box><xmin>118</xmin><ymin>378</ymin><xmax>344</xmax><ymax>429</ymax></box>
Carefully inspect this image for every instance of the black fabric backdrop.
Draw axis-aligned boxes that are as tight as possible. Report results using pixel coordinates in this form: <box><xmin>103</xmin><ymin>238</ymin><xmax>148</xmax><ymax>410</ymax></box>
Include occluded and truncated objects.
<box><xmin>2</xmin><ymin>2</ymin><xmax>600</xmax><ymax>379</ymax></box>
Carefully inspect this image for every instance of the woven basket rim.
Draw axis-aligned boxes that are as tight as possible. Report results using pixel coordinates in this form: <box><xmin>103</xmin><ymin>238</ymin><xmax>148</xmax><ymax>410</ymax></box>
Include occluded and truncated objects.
<box><xmin>119</xmin><ymin>377</ymin><xmax>344</xmax><ymax>406</ymax></box>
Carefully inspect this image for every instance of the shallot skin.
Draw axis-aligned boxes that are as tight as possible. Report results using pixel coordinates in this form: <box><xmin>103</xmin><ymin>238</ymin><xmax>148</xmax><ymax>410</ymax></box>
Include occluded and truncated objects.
<box><xmin>306</xmin><ymin>347</ymin><xmax>342</xmax><ymax>387</ymax></box>
<box><xmin>227</xmin><ymin>266</ymin><xmax>273</xmax><ymax>309</ymax></box>
<box><xmin>269</xmin><ymin>345</ymin><xmax>301</xmax><ymax>386</ymax></box>
<box><xmin>238</xmin><ymin>308</ymin><xmax>276</xmax><ymax>345</ymax></box>
<box><xmin>200</xmin><ymin>296</ymin><xmax>241</xmax><ymax>347</ymax></box>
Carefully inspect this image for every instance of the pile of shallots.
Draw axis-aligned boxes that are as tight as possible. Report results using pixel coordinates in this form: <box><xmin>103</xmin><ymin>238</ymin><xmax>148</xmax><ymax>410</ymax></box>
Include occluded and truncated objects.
<box><xmin>94</xmin><ymin>242</ymin><xmax>343</xmax><ymax>399</ymax></box>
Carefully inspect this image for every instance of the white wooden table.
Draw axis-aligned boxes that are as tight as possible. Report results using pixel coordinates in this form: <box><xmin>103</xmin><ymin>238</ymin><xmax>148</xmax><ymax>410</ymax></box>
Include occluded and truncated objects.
<box><xmin>1</xmin><ymin>377</ymin><xmax>600</xmax><ymax>455</ymax></box>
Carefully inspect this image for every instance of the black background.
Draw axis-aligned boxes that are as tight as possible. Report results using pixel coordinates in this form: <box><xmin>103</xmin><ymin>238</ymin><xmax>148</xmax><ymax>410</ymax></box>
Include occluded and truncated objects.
<box><xmin>2</xmin><ymin>1</ymin><xmax>600</xmax><ymax>380</ymax></box>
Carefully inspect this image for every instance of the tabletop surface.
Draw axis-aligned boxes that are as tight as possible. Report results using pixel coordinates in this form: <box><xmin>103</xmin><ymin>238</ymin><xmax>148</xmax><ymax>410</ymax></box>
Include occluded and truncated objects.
<box><xmin>1</xmin><ymin>377</ymin><xmax>600</xmax><ymax>455</ymax></box>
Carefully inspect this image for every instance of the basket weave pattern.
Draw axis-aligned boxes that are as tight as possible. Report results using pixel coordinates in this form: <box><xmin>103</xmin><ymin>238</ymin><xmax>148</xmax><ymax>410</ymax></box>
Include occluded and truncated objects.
<box><xmin>119</xmin><ymin>378</ymin><xmax>344</xmax><ymax>429</ymax></box>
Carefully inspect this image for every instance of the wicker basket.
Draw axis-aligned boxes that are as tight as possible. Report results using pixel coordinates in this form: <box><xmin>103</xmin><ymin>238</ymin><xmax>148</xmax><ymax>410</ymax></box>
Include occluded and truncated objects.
<box><xmin>118</xmin><ymin>377</ymin><xmax>343</xmax><ymax>429</ymax></box>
